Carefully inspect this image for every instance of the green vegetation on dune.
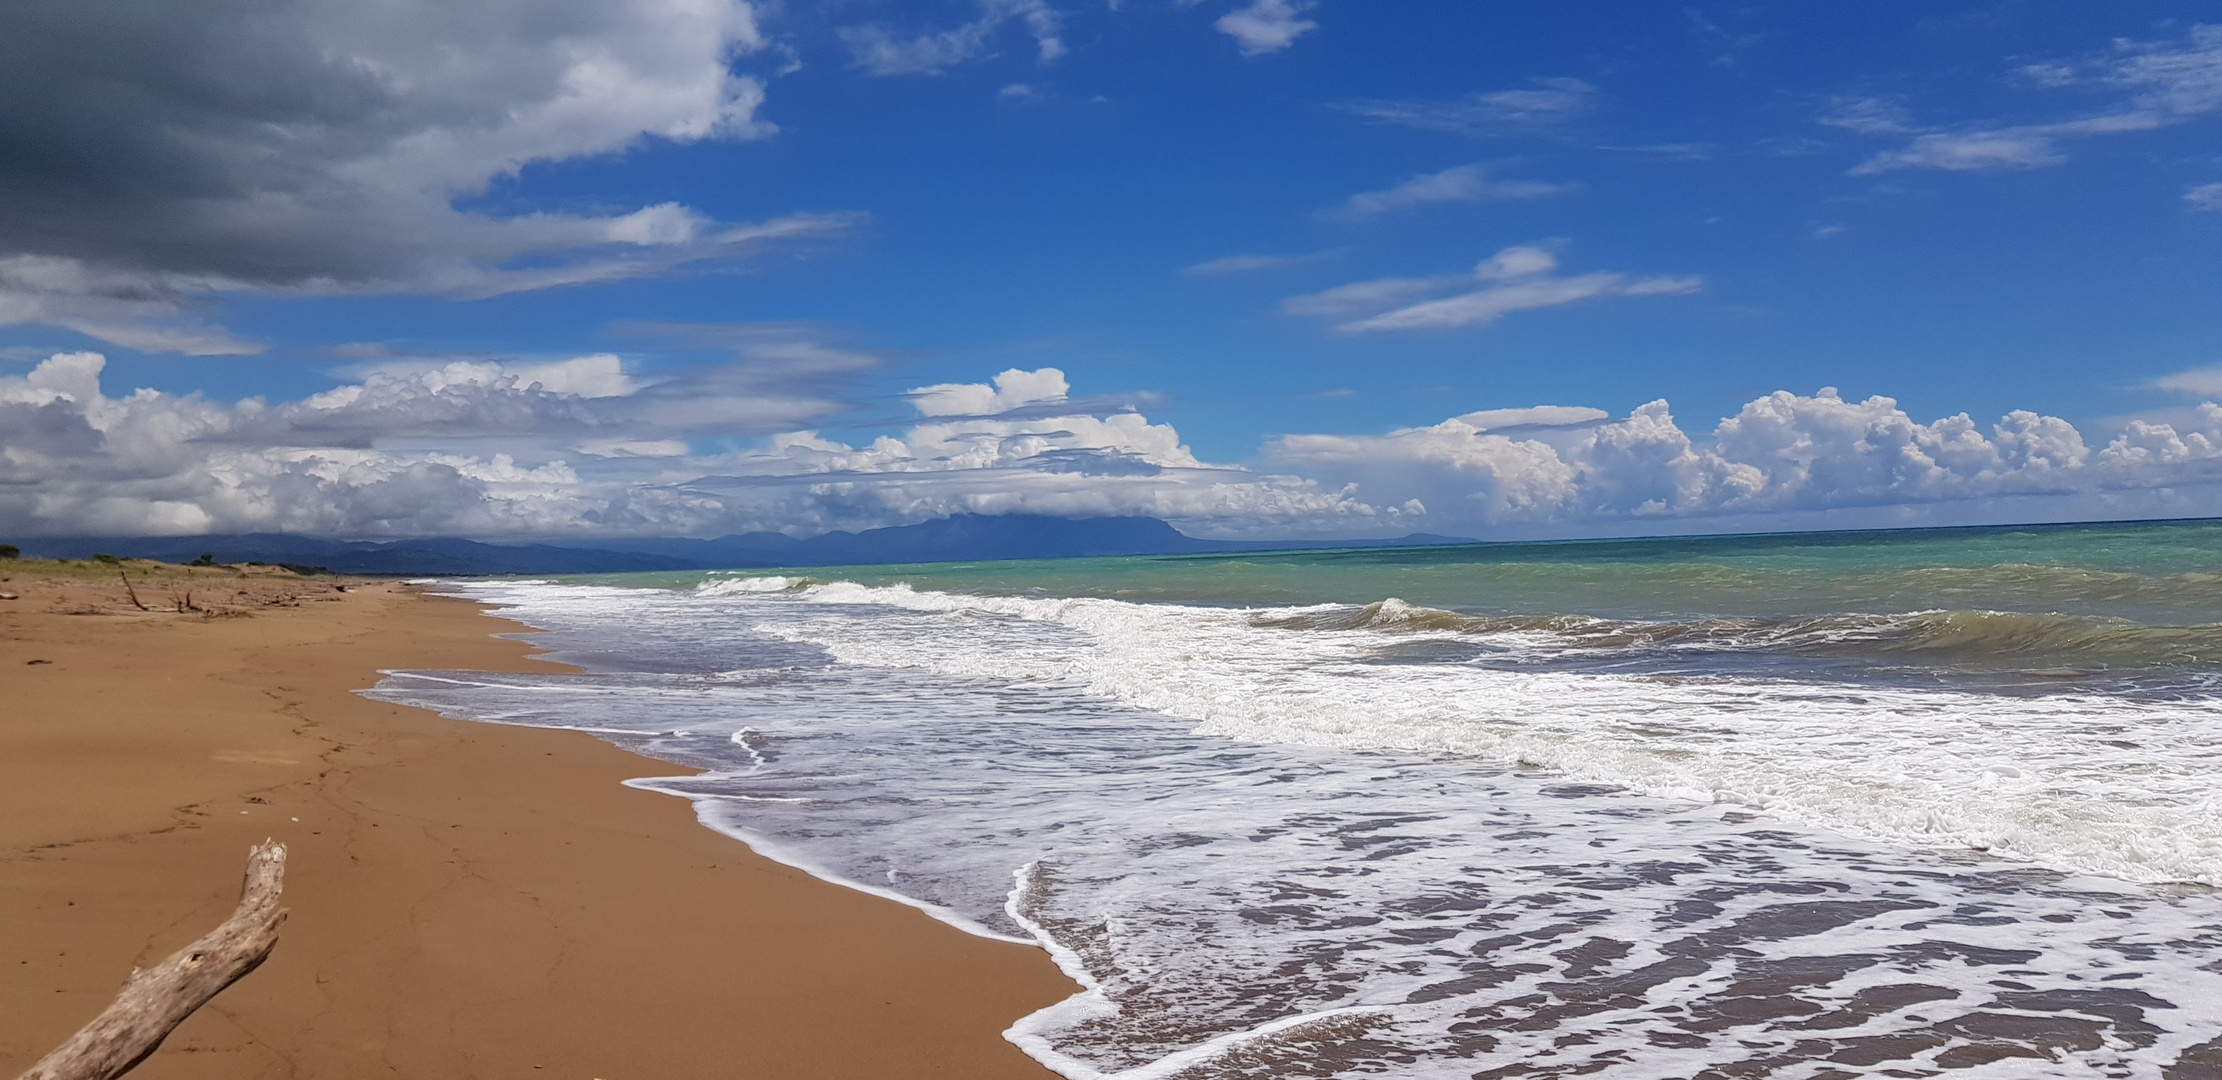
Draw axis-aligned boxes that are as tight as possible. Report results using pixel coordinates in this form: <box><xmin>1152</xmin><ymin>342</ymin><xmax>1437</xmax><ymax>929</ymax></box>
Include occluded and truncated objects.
<box><xmin>0</xmin><ymin>554</ymin><xmax>303</xmax><ymax>581</ymax></box>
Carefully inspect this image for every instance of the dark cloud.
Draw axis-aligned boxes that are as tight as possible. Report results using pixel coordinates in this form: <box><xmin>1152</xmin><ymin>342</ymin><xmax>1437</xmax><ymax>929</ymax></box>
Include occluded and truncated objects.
<box><xmin>0</xmin><ymin>0</ymin><xmax>842</xmax><ymax>352</ymax></box>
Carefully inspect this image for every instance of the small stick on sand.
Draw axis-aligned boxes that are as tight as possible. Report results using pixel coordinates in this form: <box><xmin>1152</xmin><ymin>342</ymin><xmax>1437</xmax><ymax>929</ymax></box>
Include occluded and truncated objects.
<box><xmin>115</xmin><ymin>571</ymin><xmax>147</xmax><ymax>612</ymax></box>
<box><xmin>15</xmin><ymin>841</ymin><xmax>289</xmax><ymax>1080</ymax></box>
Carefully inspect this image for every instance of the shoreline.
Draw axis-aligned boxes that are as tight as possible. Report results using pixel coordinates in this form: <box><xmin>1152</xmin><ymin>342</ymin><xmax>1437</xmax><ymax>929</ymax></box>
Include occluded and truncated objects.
<box><xmin>1</xmin><ymin>571</ymin><xmax>1076</xmax><ymax>1079</ymax></box>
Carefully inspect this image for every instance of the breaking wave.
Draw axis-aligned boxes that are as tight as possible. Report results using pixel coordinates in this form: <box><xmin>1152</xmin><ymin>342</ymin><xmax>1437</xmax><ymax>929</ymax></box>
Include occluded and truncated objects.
<box><xmin>714</xmin><ymin>576</ymin><xmax>2222</xmax><ymax>886</ymax></box>
<box><xmin>1264</xmin><ymin>597</ymin><xmax>2222</xmax><ymax>672</ymax></box>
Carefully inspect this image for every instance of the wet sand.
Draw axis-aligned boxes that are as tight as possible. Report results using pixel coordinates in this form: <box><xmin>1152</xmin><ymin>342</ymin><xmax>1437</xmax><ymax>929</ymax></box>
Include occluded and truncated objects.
<box><xmin>0</xmin><ymin>565</ymin><xmax>1076</xmax><ymax>1079</ymax></box>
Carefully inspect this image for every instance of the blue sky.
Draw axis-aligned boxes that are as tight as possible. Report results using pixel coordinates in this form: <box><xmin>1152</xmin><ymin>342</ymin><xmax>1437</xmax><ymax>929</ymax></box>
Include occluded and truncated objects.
<box><xmin>2</xmin><ymin>1</ymin><xmax>2221</xmax><ymax>539</ymax></box>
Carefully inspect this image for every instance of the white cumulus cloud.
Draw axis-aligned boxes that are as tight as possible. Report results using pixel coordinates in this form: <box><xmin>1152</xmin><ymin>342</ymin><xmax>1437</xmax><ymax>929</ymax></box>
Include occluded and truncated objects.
<box><xmin>1272</xmin><ymin>389</ymin><xmax>2222</xmax><ymax>534</ymax></box>
<box><xmin>17</xmin><ymin>353</ymin><xmax>2222</xmax><ymax>543</ymax></box>
<box><xmin>0</xmin><ymin>356</ymin><xmax>1389</xmax><ymax>540</ymax></box>
<box><xmin>682</xmin><ymin>367</ymin><xmax>1392</xmax><ymax>536</ymax></box>
<box><xmin>907</xmin><ymin>367</ymin><xmax>1072</xmax><ymax>417</ymax></box>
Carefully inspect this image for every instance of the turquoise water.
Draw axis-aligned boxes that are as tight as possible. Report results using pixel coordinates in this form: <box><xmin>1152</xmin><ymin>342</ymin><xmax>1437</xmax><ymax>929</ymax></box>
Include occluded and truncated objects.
<box><xmin>574</xmin><ymin>518</ymin><xmax>2222</xmax><ymax>619</ymax></box>
<box><xmin>561</xmin><ymin>518</ymin><xmax>2222</xmax><ymax>682</ymax></box>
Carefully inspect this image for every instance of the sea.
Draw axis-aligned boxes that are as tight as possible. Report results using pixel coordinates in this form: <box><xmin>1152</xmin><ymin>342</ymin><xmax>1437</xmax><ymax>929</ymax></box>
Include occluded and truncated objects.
<box><xmin>368</xmin><ymin>518</ymin><xmax>2222</xmax><ymax>1079</ymax></box>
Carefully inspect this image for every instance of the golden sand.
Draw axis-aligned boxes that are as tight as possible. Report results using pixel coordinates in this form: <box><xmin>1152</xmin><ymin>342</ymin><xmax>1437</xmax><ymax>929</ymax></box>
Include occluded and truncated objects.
<box><xmin>0</xmin><ymin>563</ymin><xmax>1074</xmax><ymax>1079</ymax></box>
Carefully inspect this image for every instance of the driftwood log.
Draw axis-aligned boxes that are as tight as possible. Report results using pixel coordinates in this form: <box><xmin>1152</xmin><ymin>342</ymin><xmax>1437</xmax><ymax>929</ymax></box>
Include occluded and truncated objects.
<box><xmin>15</xmin><ymin>841</ymin><xmax>288</xmax><ymax>1080</ymax></box>
<box><xmin>114</xmin><ymin>572</ymin><xmax>147</xmax><ymax>613</ymax></box>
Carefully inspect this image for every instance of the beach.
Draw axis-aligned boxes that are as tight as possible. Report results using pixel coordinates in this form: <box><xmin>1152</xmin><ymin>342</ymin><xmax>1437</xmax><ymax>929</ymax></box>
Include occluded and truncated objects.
<box><xmin>0</xmin><ymin>566</ymin><xmax>1075</xmax><ymax>1079</ymax></box>
<box><xmin>13</xmin><ymin>522</ymin><xmax>2222</xmax><ymax>1078</ymax></box>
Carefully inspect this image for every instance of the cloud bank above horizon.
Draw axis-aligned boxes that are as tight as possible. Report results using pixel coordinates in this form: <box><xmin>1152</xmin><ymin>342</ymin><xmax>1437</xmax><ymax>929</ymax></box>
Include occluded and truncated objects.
<box><xmin>8</xmin><ymin>353</ymin><xmax>2222</xmax><ymax>542</ymax></box>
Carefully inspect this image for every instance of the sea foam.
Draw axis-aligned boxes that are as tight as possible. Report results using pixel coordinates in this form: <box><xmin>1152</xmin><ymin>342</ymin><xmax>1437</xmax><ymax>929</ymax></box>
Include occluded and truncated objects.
<box><xmin>743</xmin><ymin>577</ymin><xmax>2222</xmax><ymax>887</ymax></box>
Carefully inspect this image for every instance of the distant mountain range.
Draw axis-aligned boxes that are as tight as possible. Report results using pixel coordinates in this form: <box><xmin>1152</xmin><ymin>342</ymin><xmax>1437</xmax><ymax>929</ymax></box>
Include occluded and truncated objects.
<box><xmin>12</xmin><ymin>515</ymin><xmax>1476</xmax><ymax>576</ymax></box>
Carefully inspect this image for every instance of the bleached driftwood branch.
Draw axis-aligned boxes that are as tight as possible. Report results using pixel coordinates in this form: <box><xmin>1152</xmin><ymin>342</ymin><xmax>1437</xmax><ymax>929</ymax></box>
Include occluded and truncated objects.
<box><xmin>15</xmin><ymin>841</ymin><xmax>288</xmax><ymax>1080</ymax></box>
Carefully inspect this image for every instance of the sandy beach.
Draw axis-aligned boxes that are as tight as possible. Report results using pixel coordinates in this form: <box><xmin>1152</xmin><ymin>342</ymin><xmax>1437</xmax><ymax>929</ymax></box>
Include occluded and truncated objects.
<box><xmin>0</xmin><ymin>563</ymin><xmax>1075</xmax><ymax>1079</ymax></box>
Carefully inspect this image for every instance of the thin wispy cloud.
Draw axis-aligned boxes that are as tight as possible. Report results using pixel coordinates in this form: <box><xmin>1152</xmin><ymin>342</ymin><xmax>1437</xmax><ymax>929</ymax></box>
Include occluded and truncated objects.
<box><xmin>1183</xmin><ymin>251</ymin><xmax>1338</xmax><ymax>276</ymax></box>
<box><xmin>1684</xmin><ymin>8</ymin><xmax>1771</xmax><ymax>69</ymax></box>
<box><xmin>2025</xmin><ymin>23</ymin><xmax>2222</xmax><ymax>116</ymax></box>
<box><xmin>1838</xmin><ymin>25</ymin><xmax>2222</xmax><ymax>175</ymax></box>
<box><xmin>1335</xmin><ymin>78</ymin><xmax>1598</xmax><ymax>137</ymax></box>
<box><xmin>1281</xmin><ymin>276</ymin><xmax>1451</xmax><ymax>319</ymax></box>
<box><xmin>1283</xmin><ymin>246</ymin><xmax>1700</xmax><ymax>333</ymax></box>
<box><xmin>1339</xmin><ymin>273</ymin><xmax>1700</xmax><ymax>334</ymax></box>
<box><xmin>1329</xmin><ymin>164</ymin><xmax>1575</xmax><ymax>219</ymax></box>
<box><xmin>2188</xmin><ymin>183</ymin><xmax>2222</xmax><ymax>212</ymax></box>
<box><xmin>1215</xmin><ymin>0</ymin><xmax>1318</xmax><ymax>56</ymax></box>
<box><xmin>1850</xmin><ymin>115</ymin><xmax>2159</xmax><ymax>175</ymax></box>
<box><xmin>1819</xmin><ymin>95</ymin><xmax>1916</xmax><ymax>136</ymax></box>
<box><xmin>1603</xmin><ymin>143</ymin><xmax>1719</xmax><ymax>161</ymax></box>
<box><xmin>1853</xmin><ymin>131</ymin><xmax>2066</xmax><ymax>174</ymax></box>
<box><xmin>840</xmin><ymin>0</ymin><xmax>1065</xmax><ymax>76</ymax></box>
<box><xmin>2154</xmin><ymin>365</ymin><xmax>2222</xmax><ymax>397</ymax></box>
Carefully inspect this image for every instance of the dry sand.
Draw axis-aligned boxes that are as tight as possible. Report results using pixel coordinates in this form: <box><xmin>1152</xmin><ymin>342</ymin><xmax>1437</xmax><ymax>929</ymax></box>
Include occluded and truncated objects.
<box><xmin>0</xmin><ymin>562</ymin><xmax>1076</xmax><ymax>1079</ymax></box>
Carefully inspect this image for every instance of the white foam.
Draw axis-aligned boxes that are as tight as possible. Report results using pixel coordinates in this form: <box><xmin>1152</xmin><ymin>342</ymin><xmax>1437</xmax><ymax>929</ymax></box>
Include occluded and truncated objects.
<box><xmin>695</xmin><ymin>575</ymin><xmax>809</xmax><ymax>595</ymax></box>
<box><xmin>746</xmin><ymin>581</ymin><xmax>2222</xmax><ymax>888</ymax></box>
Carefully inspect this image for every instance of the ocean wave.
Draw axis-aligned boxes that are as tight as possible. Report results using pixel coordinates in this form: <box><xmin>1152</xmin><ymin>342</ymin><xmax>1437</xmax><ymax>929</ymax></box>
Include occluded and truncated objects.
<box><xmin>723</xmin><ymin>577</ymin><xmax>2222</xmax><ymax>886</ymax></box>
<box><xmin>1259</xmin><ymin>597</ymin><xmax>2222</xmax><ymax>671</ymax></box>
<box><xmin>696</xmin><ymin>574</ymin><xmax>817</xmax><ymax>595</ymax></box>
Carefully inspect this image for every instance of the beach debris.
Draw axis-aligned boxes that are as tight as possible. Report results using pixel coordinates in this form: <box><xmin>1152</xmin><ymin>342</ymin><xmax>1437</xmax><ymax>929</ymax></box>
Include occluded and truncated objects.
<box><xmin>0</xmin><ymin>592</ymin><xmax>16</xmax><ymax>600</ymax></box>
<box><xmin>115</xmin><ymin>571</ymin><xmax>147</xmax><ymax>612</ymax></box>
<box><xmin>14</xmin><ymin>841</ymin><xmax>289</xmax><ymax>1080</ymax></box>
